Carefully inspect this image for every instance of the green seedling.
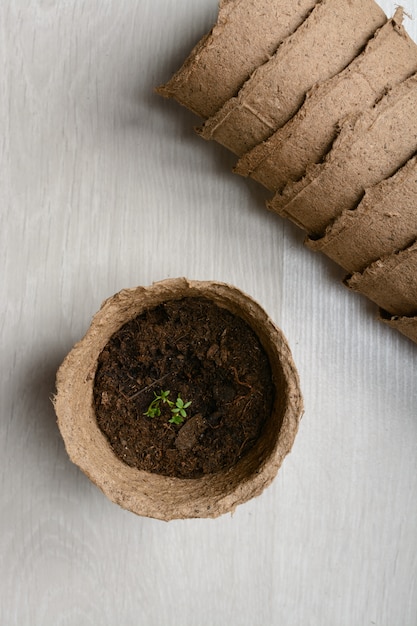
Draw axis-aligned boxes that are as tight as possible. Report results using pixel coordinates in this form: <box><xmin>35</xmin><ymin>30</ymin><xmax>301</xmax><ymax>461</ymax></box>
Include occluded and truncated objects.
<box><xmin>168</xmin><ymin>395</ymin><xmax>192</xmax><ymax>425</ymax></box>
<box><xmin>144</xmin><ymin>390</ymin><xmax>191</xmax><ymax>425</ymax></box>
<box><xmin>143</xmin><ymin>390</ymin><xmax>172</xmax><ymax>418</ymax></box>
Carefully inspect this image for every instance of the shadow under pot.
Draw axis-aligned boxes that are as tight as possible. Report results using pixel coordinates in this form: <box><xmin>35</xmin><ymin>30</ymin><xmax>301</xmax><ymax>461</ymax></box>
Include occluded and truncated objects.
<box><xmin>54</xmin><ymin>278</ymin><xmax>303</xmax><ymax>520</ymax></box>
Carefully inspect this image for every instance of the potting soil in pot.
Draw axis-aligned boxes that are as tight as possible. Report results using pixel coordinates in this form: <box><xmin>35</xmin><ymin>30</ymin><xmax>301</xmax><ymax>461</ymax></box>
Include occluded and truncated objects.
<box><xmin>93</xmin><ymin>297</ymin><xmax>275</xmax><ymax>478</ymax></box>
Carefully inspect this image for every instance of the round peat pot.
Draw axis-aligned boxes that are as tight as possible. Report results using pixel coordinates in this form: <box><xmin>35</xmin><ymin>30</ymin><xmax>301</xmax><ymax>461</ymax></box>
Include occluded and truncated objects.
<box><xmin>54</xmin><ymin>278</ymin><xmax>303</xmax><ymax>520</ymax></box>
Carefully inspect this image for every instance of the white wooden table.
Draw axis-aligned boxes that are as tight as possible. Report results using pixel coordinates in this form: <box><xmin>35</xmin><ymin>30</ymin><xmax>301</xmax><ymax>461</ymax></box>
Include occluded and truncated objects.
<box><xmin>1</xmin><ymin>1</ymin><xmax>416</xmax><ymax>624</ymax></box>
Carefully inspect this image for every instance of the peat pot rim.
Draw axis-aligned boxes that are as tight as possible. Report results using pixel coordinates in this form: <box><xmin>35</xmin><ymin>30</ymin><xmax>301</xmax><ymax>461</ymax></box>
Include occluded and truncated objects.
<box><xmin>54</xmin><ymin>278</ymin><xmax>303</xmax><ymax>520</ymax></box>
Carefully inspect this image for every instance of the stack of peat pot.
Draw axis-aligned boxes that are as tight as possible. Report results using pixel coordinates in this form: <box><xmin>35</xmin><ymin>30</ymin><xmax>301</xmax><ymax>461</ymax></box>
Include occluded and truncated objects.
<box><xmin>157</xmin><ymin>1</ymin><xmax>417</xmax><ymax>345</ymax></box>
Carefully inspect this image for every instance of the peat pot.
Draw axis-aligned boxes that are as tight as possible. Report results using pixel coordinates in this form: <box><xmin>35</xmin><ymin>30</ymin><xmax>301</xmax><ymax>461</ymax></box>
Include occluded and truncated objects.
<box><xmin>54</xmin><ymin>278</ymin><xmax>303</xmax><ymax>520</ymax></box>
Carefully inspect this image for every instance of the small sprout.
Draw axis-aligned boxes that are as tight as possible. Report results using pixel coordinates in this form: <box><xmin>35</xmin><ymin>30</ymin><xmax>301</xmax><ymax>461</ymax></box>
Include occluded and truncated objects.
<box><xmin>144</xmin><ymin>390</ymin><xmax>192</xmax><ymax>425</ymax></box>
<box><xmin>158</xmin><ymin>390</ymin><xmax>173</xmax><ymax>405</ymax></box>
<box><xmin>169</xmin><ymin>395</ymin><xmax>192</xmax><ymax>425</ymax></box>
<box><xmin>168</xmin><ymin>413</ymin><xmax>184</xmax><ymax>425</ymax></box>
<box><xmin>143</xmin><ymin>398</ymin><xmax>161</xmax><ymax>418</ymax></box>
<box><xmin>143</xmin><ymin>390</ymin><xmax>172</xmax><ymax>418</ymax></box>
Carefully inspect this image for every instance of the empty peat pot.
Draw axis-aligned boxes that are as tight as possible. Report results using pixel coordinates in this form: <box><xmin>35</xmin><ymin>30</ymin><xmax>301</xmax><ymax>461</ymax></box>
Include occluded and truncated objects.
<box><xmin>54</xmin><ymin>278</ymin><xmax>303</xmax><ymax>520</ymax></box>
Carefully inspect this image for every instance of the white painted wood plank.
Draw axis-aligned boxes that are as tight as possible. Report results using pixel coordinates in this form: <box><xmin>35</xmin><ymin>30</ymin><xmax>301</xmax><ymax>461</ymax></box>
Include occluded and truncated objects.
<box><xmin>1</xmin><ymin>1</ymin><xmax>416</xmax><ymax>625</ymax></box>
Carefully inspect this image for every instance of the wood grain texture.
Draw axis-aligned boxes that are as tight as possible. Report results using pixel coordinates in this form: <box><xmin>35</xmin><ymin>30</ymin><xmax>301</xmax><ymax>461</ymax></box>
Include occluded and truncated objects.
<box><xmin>1</xmin><ymin>1</ymin><xmax>416</xmax><ymax>625</ymax></box>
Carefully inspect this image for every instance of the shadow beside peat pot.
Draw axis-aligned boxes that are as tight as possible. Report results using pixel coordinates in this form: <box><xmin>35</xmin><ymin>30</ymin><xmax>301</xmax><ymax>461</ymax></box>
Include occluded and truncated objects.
<box><xmin>53</xmin><ymin>278</ymin><xmax>303</xmax><ymax>520</ymax></box>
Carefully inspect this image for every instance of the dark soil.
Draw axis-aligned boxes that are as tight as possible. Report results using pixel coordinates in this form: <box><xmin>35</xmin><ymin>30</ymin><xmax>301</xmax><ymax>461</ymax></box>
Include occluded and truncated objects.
<box><xmin>93</xmin><ymin>297</ymin><xmax>275</xmax><ymax>479</ymax></box>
